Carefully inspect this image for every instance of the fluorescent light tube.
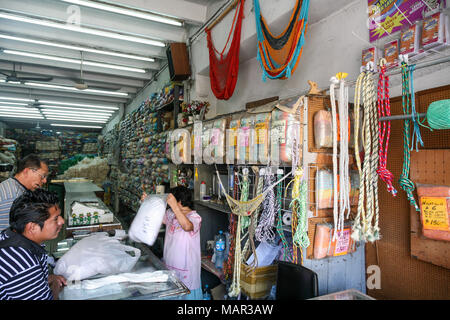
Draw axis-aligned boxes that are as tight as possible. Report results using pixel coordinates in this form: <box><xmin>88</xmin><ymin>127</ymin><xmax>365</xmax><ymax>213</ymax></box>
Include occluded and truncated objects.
<box><xmin>24</xmin><ymin>82</ymin><xmax>128</xmax><ymax>96</ymax></box>
<box><xmin>0</xmin><ymin>33</ymin><xmax>155</xmax><ymax>62</ymax></box>
<box><xmin>39</xmin><ymin>100</ymin><xmax>119</xmax><ymax>110</ymax></box>
<box><xmin>3</xmin><ymin>49</ymin><xmax>147</xmax><ymax>73</ymax></box>
<box><xmin>0</xmin><ymin>107</ymin><xmax>41</xmax><ymax>113</ymax></box>
<box><xmin>41</xmin><ymin>105</ymin><xmax>114</xmax><ymax>114</ymax></box>
<box><xmin>60</xmin><ymin>0</ymin><xmax>183</xmax><ymax>27</ymax></box>
<box><xmin>51</xmin><ymin>123</ymin><xmax>102</xmax><ymax>129</ymax></box>
<box><xmin>45</xmin><ymin>117</ymin><xmax>107</xmax><ymax>123</ymax></box>
<box><xmin>0</xmin><ymin>101</ymin><xmax>28</xmax><ymax>106</ymax></box>
<box><xmin>44</xmin><ymin>112</ymin><xmax>110</xmax><ymax>119</ymax></box>
<box><xmin>0</xmin><ymin>97</ymin><xmax>34</xmax><ymax>102</ymax></box>
<box><xmin>0</xmin><ymin>113</ymin><xmax>44</xmax><ymax>119</ymax></box>
<box><xmin>42</xmin><ymin>110</ymin><xmax>111</xmax><ymax>119</ymax></box>
<box><xmin>0</xmin><ymin>12</ymin><xmax>166</xmax><ymax>47</ymax></box>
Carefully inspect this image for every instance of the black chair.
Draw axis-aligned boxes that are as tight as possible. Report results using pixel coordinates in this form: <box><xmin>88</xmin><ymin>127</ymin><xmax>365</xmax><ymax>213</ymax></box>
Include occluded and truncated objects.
<box><xmin>275</xmin><ymin>260</ymin><xmax>319</xmax><ymax>300</ymax></box>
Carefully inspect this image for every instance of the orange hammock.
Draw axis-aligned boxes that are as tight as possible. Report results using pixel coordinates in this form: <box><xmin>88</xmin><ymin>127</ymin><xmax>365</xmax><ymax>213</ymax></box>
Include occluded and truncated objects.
<box><xmin>254</xmin><ymin>0</ymin><xmax>309</xmax><ymax>80</ymax></box>
<box><xmin>206</xmin><ymin>0</ymin><xmax>245</xmax><ymax>100</ymax></box>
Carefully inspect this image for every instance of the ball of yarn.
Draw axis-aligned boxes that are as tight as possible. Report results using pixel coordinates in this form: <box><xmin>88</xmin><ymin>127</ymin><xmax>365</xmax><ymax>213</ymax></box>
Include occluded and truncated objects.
<box><xmin>427</xmin><ymin>99</ymin><xmax>450</xmax><ymax>130</ymax></box>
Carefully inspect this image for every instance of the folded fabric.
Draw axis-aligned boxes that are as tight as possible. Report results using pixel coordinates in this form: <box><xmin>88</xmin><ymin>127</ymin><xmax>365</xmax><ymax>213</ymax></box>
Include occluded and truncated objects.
<box><xmin>80</xmin><ymin>270</ymin><xmax>169</xmax><ymax>290</ymax></box>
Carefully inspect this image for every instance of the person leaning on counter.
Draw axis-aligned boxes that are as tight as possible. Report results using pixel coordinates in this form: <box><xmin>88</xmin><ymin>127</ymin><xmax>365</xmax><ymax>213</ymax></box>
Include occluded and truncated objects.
<box><xmin>0</xmin><ymin>154</ymin><xmax>49</xmax><ymax>231</ymax></box>
<box><xmin>0</xmin><ymin>189</ymin><xmax>66</xmax><ymax>300</ymax></box>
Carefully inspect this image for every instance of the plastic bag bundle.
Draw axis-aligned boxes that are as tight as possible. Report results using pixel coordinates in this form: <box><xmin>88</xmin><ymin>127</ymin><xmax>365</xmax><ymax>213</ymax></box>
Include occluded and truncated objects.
<box><xmin>128</xmin><ymin>194</ymin><xmax>168</xmax><ymax>246</ymax></box>
<box><xmin>314</xmin><ymin>110</ymin><xmax>332</xmax><ymax>148</ymax></box>
<box><xmin>54</xmin><ymin>233</ymin><xmax>141</xmax><ymax>281</ymax></box>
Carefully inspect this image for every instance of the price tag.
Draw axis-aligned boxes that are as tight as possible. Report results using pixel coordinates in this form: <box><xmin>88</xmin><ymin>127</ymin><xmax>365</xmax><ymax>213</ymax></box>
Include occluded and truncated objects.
<box><xmin>420</xmin><ymin>197</ymin><xmax>449</xmax><ymax>231</ymax></box>
<box><xmin>333</xmin><ymin>228</ymin><xmax>351</xmax><ymax>256</ymax></box>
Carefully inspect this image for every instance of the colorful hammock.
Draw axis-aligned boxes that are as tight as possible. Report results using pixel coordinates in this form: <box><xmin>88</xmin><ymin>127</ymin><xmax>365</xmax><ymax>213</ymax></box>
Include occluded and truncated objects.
<box><xmin>254</xmin><ymin>0</ymin><xmax>310</xmax><ymax>80</ymax></box>
<box><xmin>206</xmin><ymin>0</ymin><xmax>245</xmax><ymax>100</ymax></box>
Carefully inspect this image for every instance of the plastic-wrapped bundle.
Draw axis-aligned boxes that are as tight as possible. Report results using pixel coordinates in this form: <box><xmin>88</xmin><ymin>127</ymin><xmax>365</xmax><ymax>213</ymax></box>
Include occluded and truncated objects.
<box><xmin>316</xmin><ymin>169</ymin><xmax>333</xmax><ymax>209</ymax></box>
<box><xmin>211</xmin><ymin>118</ymin><xmax>227</xmax><ymax>164</ymax></box>
<box><xmin>237</xmin><ymin>115</ymin><xmax>254</xmax><ymax>164</ymax></box>
<box><xmin>227</xmin><ymin>117</ymin><xmax>240</xmax><ymax>164</ymax></box>
<box><xmin>313</xmin><ymin>223</ymin><xmax>355</xmax><ymax>259</ymax></box>
<box><xmin>421</xmin><ymin>12</ymin><xmax>447</xmax><ymax>50</ymax></box>
<box><xmin>270</xmin><ymin>109</ymin><xmax>301</xmax><ymax>165</ymax></box>
<box><xmin>253</xmin><ymin>113</ymin><xmax>271</xmax><ymax>164</ymax></box>
<box><xmin>314</xmin><ymin>110</ymin><xmax>332</xmax><ymax>148</ymax></box>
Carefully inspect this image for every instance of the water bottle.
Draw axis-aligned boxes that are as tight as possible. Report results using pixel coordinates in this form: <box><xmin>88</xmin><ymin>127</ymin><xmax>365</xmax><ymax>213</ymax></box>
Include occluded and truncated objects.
<box><xmin>214</xmin><ymin>230</ymin><xmax>226</xmax><ymax>269</ymax></box>
<box><xmin>203</xmin><ymin>284</ymin><xmax>211</xmax><ymax>300</ymax></box>
<box><xmin>200</xmin><ymin>181</ymin><xmax>206</xmax><ymax>201</ymax></box>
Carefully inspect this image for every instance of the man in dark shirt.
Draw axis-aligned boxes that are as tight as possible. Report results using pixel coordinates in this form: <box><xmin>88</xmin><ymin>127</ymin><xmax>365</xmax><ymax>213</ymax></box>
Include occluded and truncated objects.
<box><xmin>0</xmin><ymin>189</ymin><xmax>66</xmax><ymax>300</ymax></box>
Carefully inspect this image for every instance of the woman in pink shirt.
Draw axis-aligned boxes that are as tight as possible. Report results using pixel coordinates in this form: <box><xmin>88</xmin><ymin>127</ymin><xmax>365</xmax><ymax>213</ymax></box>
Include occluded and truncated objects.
<box><xmin>164</xmin><ymin>186</ymin><xmax>202</xmax><ymax>300</ymax></box>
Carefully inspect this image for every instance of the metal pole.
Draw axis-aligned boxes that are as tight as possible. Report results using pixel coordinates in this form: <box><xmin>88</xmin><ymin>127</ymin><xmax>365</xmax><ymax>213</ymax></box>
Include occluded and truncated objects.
<box><xmin>379</xmin><ymin>112</ymin><xmax>426</xmax><ymax>121</ymax></box>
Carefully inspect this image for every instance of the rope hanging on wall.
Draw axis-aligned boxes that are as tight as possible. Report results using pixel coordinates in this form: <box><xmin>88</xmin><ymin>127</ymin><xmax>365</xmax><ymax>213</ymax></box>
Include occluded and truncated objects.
<box><xmin>351</xmin><ymin>67</ymin><xmax>380</xmax><ymax>242</ymax></box>
<box><xmin>276</xmin><ymin>170</ymin><xmax>291</xmax><ymax>261</ymax></box>
<box><xmin>206</xmin><ymin>0</ymin><xmax>245</xmax><ymax>100</ymax></box>
<box><xmin>376</xmin><ymin>60</ymin><xmax>397</xmax><ymax>197</ymax></box>
<box><xmin>254</xmin><ymin>0</ymin><xmax>310</xmax><ymax>80</ymax></box>
<box><xmin>426</xmin><ymin>99</ymin><xmax>450</xmax><ymax>130</ymax></box>
<box><xmin>399</xmin><ymin>62</ymin><xmax>420</xmax><ymax>212</ymax></box>
<box><xmin>224</xmin><ymin>170</ymin><xmax>239</xmax><ymax>280</ymax></box>
<box><xmin>255</xmin><ymin>168</ymin><xmax>277</xmax><ymax>242</ymax></box>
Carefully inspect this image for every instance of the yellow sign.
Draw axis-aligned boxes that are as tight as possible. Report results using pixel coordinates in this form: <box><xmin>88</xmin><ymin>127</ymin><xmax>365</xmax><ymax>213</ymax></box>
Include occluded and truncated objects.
<box><xmin>420</xmin><ymin>197</ymin><xmax>449</xmax><ymax>231</ymax></box>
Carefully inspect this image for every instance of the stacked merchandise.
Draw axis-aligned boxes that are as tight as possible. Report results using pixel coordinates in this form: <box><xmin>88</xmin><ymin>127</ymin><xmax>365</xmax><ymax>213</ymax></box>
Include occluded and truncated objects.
<box><xmin>99</xmin><ymin>124</ymin><xmax>120</xmax><ymax>209</ymax></box>
<box><xmin>81</xmin><ymin>133</ymin><xmax>99</xmax><ymax>155</ymax></box>
<box><xmin>58</xmin><ymin>131</ymin><xmax>83</xmax><ymax>160</ymax></box>
<box><xmin>0</xmin><ymin>137</ymin><xmax>18</xmax><ymax>181</ymax></box>
<box><xmin>5</xmin><ymin>128</ymin><xmax>41</xmax><ymax>157</ymax></box>
<box><xmin>58</xmin><ymin>157</ymin><xmax>109</xmax><ymax>186</ymax></box>
<box><xmin>35</xmin><ymin>131</ymin><xmax>61</xmax><ymax>176</ymax></box>
<box><xmin>117</xmin><ymin>99</ymin><xmax>170</xmax><ymax>212</ymax></box>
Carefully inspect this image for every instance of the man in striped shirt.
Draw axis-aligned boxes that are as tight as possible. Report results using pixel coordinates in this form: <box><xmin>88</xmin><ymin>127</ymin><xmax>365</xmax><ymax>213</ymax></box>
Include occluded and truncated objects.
<box><xmin>0</xmin><ymin>154</ymin><xmax>49</xmax><ymax>231</ymax></box>
<box><xmin>0</xmin><ymin>189</ymin><xmax>66</xmax><ymax>300</ymax></box>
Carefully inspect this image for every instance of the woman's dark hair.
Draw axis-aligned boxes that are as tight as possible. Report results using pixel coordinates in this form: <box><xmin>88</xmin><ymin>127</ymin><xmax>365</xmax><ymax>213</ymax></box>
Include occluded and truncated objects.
<box><xmin>16</xmin><ymin>154</ymin><xmax>45</xmax><ymax>174</ymax></box>
<box><xmin>170</xmin><ymin>186</ymin><xmax>194</xmax><ymax>209</ymax></box>
<box><xmin>9</xmin><ymin>189</ymin><xmax>59</xmax><ymax>234</ymax></box>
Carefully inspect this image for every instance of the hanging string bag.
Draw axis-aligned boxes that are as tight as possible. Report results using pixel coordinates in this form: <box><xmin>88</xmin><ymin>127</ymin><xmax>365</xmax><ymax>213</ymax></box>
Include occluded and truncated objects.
<box><xmin>206</xmin><ymin>0</ymin><xmax>245</xmax><ymax>100</ymax></box>
<box><xmin>254</xmin><ymin>0</ymin><xmax>310</xmax><ymax>80</ymax></box>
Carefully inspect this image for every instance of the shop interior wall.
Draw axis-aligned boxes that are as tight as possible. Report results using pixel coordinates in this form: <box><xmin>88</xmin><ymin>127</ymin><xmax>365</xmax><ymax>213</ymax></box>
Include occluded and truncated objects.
<box><xmin>365</xmin><ymin>85</ymin><xmax>450</xmax><ymax>300</ymax></box>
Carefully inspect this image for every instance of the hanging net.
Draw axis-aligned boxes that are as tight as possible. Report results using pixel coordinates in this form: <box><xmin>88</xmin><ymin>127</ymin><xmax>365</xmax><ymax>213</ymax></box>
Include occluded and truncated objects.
<box><xmin>254</xmin><ymin>0</ymin><xmax>310</xmax><ymax>80</ymax></box>
<box><xmin>206</xmin><ymin>0</ymin><xmax>245</xmax><ymax>100</ymax></box>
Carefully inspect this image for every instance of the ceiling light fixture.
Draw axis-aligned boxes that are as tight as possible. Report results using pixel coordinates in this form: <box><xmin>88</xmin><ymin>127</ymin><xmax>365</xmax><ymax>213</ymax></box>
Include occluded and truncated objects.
<box><xmin>41</xmin><ymin>105</ymin><xmax>114</xmax><ymax>114</ymax></box>
<box><xmin>23</xmin><ymin>82</ymin><xmax>128</xmax><ymax>97</ymax></box>
<box><xmin>0</xmin><ymin>11</ymin><xmax>166</xmax><ymax>47</ymax></box>
<box><xmin>60</xmin><ymin>0</ymin><xmax>183</xmax><ymax>27</ymax></box>
<box><xmin>39</xmin><ymin>100</ymin><xmax>119</xmax><ymax>110</ymax></box>
<box><xmin>0</xmin><ymin>101</ymin><xmax>29</xmax><ymax>106</ymax></box>
<box><xmin>0</xmin><ymin>113</ymin><xmax>44</xmax><ymax>119</ymax></box>
<box><xmin>0</xmin><ymin>96</ymin><xmax>33</xmax><ymax>102</ymax></box>
<box><xmin>0</xmin><ymin>107</ymin><xmax>41</xmax><ymax>113</ymax></box>
<box><xmin>0</xmin><ymin>33</ymin><xmax>155</xmax><ymax>62</ymax></box>
<box><xmin>51</xmin><ymin>123</ymin><xmax>102</xmax><ymax>129</ymax></box>
<box><xmin>45</xmin><ymin>116</ymin><xmax>107</xmax><ymax>123</ymax></box>
<box><xmin>42</xmin><ymin>110</ymin><xmax>111</xmax><ymax>119</ymax></box>
<box><xmin>2</xmin><ymin>49</ymin><xmax>147</xmax><ymax>73</ymax></box>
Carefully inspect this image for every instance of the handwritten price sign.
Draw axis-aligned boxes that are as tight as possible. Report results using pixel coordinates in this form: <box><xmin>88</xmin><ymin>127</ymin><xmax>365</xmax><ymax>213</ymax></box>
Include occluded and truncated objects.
<box><xmin>420</xmin><ymin>197</ymin><xmax>449</xmax><ymax>231</ymax></box>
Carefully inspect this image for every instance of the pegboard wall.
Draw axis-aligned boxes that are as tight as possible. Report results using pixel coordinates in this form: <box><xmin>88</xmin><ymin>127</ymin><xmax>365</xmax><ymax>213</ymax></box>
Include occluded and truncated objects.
<box><xmin>365</xmin><ymin>84</ymin><xmax>450</xmax><ymax>300</ymax></box>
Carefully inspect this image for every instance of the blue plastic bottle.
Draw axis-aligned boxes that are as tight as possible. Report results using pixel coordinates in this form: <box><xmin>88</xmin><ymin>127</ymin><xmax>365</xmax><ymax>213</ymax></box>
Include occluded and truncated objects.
<box><xmin>203</xmin><ymin>284</ymin><xmax>211</xmax><ymax>300</ymax></box>
<box><xmin>214</xmin><ymin>230</ymin><xmax>226</xmax><ymax>269</ymax></box>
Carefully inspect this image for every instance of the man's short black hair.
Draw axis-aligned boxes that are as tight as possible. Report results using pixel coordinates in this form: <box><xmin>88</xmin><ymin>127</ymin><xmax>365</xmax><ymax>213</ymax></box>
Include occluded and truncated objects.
<box><xmin>9</xmin><ymin>189</ymin><xmax>59</xmax><ymax>234</ymax></box>
<box><xmin>170</xmin><ymin>186</ymin><xmax>194</xmax><ymax>209</ymax></box>
<box><xmin>16</xmin><ymin>154</ymin><xmax>46</xmax><ymax>174</ymax></box>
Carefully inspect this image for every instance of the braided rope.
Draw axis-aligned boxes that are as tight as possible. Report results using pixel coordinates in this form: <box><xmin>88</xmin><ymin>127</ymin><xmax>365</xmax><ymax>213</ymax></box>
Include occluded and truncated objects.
<box><xmin>329</xmin><ymin>77</ymin><xmax>339</xmax><ymax>241</ymax></box>
<box><xmin>240</xmin><ymin>170</ymin><xmax>250</xmax><ymax>231</ymax></box>
<box><xmin>224</xmin><ymin>171</ymin><xmax>239</xmax><ymax>279</ymax></box>
<box><xmin>352</xmin><ymin>71</ymin><xmax>366</xmax><ymax>242</ymax></box>
<box><xmin>399</xmin><ymin>62</ymin><xmax>420</xmax><ymax>212</ymax></box>
<box><xmin>376</xmin><ymin>64</ymin><xmax>397</xmax><ymax>197</ymax></box>
<box><xmin>291</xmin><ymin>168</ymin><xmax>309</xmax><ymax>251</ymax></box>
<box><xmin>368</xmin><ymin>70</ymin><xmax>380</xmax><ymax>242</ymax></box>
<box><xmin>276</xmin><ymin>171</ymin><xmax>290</xmax><ymax>261</ymax></box>
<box><xmin>255</xmin><ymin>170</ymin><xmax>277</xmax><ymax>242</ymax></box>
<box><xmin>338</xmin><ymin>78</ymin><xmax>351</xmax><ymax>231</ymax></box>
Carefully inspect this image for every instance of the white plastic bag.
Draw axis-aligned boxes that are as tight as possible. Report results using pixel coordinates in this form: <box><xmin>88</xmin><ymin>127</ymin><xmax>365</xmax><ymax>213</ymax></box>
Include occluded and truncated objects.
<box><xmin>128</xmin><ymin>194</ymin><xmax>168</xmax><ymax>246</ymax></box>
<box><xmin>54</xmin><ymin>233</ymin><xmax>141</xmax><ymax>281</ymax></box>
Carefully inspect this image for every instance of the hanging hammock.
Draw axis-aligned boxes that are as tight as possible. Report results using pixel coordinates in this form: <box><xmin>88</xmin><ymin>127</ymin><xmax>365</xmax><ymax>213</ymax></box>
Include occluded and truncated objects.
<box><xmin>206</xmin><ymin>0</ymin><xmax>245</xmax><ymax>100</ymax></box>
<box><xmin>254</xmin><ymin>0</ymin><xmax>310</xmax><ymax>80</ymax></box>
